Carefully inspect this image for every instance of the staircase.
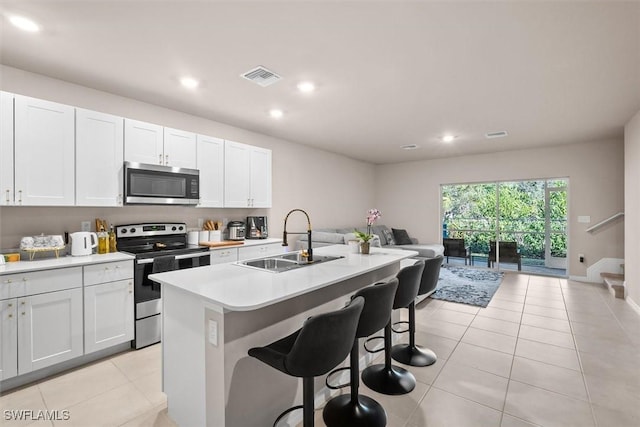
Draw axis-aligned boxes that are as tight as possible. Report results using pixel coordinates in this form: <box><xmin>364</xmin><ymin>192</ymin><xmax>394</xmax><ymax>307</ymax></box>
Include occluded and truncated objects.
<box><xmin>601</xmin><ymin>263</ymin><xmax>625</xmax><ymax>299</ymax></box>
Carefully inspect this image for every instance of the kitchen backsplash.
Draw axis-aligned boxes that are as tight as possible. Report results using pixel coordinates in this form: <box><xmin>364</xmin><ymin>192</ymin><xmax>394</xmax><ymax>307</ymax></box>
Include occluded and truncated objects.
<box><xmin>0</xmin><ymin>206</ymin><xmax>269</xmax><ymax>250</ymax></box>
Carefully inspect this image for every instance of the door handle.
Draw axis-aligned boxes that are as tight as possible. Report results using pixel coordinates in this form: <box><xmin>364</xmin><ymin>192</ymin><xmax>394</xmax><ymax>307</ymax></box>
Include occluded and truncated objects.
<box><xmin>165</xmin><ymin>154</ymin><xmax>169</xmax><ymax>165</ymax></box>
<box><xmin>18</xmin><ymin>190</ymin><xmax>22</xmax><ymax>204</ymax></box>
<box><xmin>159</xmin><ymin>154</ymin><xmax>163</xmax><ymax>165</ymax></box>
<box><xmin>5</xmin><ymin>189</ymin><xmax>9</xmax><ymax>204</ymax></box>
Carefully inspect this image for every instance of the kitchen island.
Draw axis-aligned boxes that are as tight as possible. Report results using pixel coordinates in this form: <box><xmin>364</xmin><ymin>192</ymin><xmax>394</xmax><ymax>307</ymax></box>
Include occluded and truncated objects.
<box><xmin>149</xmin><ymin>244</ymin><xmax>418</xmax><ymax>427</ymax></box>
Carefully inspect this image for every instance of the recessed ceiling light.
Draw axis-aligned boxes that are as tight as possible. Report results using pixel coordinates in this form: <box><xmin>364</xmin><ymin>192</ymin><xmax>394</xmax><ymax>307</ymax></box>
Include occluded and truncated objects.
<box><xmin>269</xmin><ymin>109</ymin><xmax>284</xmax><ymax>119</ymax></box>
<box><xmin>401</xmin><ymin>144</ymin><xmax>419</xmax><ymax>150</ymax></box>
<box><xmin>297</xmin><ymin>82</ymin><xmax>315</xmax><ymax>93</ymax></box>
<box><xmin>485</xmin><ymin>131</ymin><xmax>508</xmax><ymax>139</ymax></box>
<box><xmin>180</xmin><ymin>77</ymin><xmax>199</xmax><ymax>89</ymax></box>
<box><xmin>442</xmin><ymin>135</ymin><xmax>456</xmax><ymax>143</ymax></box>
<box><xmin>9</xmin><ymin>15</ymin><xmax>40</xmax><ymax>32</ymax></box>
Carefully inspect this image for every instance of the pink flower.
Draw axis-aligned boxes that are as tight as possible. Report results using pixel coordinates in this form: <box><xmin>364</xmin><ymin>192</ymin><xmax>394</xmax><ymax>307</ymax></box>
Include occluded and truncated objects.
<box><xmin>366</xmin><ymin>208</ymin><xmax>381</xmax><ymax>226</ymax></box>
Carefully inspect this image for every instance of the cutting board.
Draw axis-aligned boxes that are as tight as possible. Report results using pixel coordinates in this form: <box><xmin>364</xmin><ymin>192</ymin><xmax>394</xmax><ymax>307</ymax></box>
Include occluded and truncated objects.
<box><xmin>198</xmin><ymin>240</ymin><xmax>245</xmax><ymax>248</ymax></box>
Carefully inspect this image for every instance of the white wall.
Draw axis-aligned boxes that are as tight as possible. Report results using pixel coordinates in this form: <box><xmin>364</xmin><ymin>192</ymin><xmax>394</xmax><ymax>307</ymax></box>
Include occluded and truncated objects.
<box><xmin>375</xmin><ymin>140</ymin><xmax>625</xmax><ymax>276</ymax></box>
<box><xmin>0</xmin><ymin>65</ymin><xmax>375</xmax><ymax>249</ymax></box>
<box><xmin>625</xmin><ymin>110</ymin><xmax>640</xmax><ymax>305</ymax></box>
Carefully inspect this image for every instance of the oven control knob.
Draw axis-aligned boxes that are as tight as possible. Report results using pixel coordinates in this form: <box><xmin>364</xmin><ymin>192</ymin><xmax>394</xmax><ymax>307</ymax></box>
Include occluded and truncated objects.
<box><xmin>130</xmin><ymin>228</ymin><xmax>136</xmax><ymax>234</ymax></box>
<box><xmin>178</xmin><ymin>226</ymin><xmax>184</xmax><ymax>231</ymax></box>
<box><xmin>121</xmin><ymin>229</ymin><xmax>127</xmax><ymax>234</ymax></box>
<box><xmin>172</xmin><ymin>226</ymin><xmax>177</xmax><ymax>231</ymax></box>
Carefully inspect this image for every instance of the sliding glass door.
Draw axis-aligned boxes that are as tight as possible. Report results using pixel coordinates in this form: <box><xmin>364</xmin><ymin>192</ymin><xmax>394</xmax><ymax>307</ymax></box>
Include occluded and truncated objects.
<box><xmin>442</xmin><ymin>178</ymin><xmax>568</xmax><ymax>276</ymax></box>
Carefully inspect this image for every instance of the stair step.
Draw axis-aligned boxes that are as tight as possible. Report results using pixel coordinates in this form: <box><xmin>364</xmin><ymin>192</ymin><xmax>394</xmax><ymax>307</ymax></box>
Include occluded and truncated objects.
<box><xmin>601</xmin><ymin>272</ymin><xmax>625</xmax><ymax>299</ymax></box>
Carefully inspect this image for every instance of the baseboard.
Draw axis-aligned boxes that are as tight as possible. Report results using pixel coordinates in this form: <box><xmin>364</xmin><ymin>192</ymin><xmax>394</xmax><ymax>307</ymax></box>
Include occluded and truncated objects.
<box><xmin>568</xmin><ymin>275</ymin><xmax>602</xmax><ymax>284</ymax></box>
<box><xmin>626</xmin><ymin>293</ymin><xmax>640</xmax><ymax>316</ymax></box>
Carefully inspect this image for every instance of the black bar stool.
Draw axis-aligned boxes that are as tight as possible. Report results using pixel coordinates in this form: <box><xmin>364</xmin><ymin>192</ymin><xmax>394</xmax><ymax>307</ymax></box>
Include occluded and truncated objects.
<box><xmin>391</xmin><ymin>256</ymin><xmax>442</xmax><ymax>366</ymax></box>
<box><xmin>322</xmin><ymin>278</ymin><xmax>399</xmax><ymax>427</ymax></box>
<box><xmin>361</xmin><ymin>260</ymin><xmax>425</xmax><ymax>395</ymax></box>
<box><xmin>248</xmin><ymin>297</ymin><xmax>365</xmax><ymax>427</ymax></box>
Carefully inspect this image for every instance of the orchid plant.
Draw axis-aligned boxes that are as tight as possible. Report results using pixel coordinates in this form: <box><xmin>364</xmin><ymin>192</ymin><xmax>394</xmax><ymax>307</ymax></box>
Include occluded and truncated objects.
<box><xmin>354</xmin><ymin>208</ymin><xmax>382</xmax><ymax>243</ymax></box>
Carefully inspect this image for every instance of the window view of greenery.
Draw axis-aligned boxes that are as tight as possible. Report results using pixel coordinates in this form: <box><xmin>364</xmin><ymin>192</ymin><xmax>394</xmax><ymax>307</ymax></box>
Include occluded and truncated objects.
<box><xmin>442</xmin><ymin>179</ymin><xmax>567</xmax><ymax>270</ymax></box>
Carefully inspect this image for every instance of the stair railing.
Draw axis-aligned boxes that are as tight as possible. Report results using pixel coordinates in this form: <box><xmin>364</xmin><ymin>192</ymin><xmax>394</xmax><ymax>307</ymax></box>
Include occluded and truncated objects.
<box><xmin>586</xmin><ymin>212</ymin><xmax>624</xmax><ymax>233</ymax></box>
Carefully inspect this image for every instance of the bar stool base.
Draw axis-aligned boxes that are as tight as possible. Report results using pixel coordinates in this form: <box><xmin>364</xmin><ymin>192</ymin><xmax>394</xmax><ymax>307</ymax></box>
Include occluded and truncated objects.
<box><xmin>361</xmin><ymin>364</ymin><xmax>416</xmax><ymax>395</ymax></box>
<box><xmin>391</xmin><ymin>344</ymin><xmax>437</xmax><ymax>367</ymax></box>
<box><xmin>323</xmin><ymin>394</ymin><xmax>387</xmax><ymax>427</ymax></box>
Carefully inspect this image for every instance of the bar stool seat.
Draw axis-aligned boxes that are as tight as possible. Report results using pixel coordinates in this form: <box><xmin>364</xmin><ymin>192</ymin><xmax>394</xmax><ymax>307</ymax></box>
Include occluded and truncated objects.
<box><xmin>249</xmin><ymin>297</ymin><xmax>365</xmax><ymax>427</ymax></box>
<box><xmin>391</xmin><ymin>256</ymin><xmax>442</xmax><ymax>367</ymax></box>
<box><xmin>322</xmin><ymin>278</ymin><xmax>399</xmax><ymax>427</ymax></box>
<box><xmin>361</xmin><ymin>261</ymin><xmax>425</xmax><ymax>395</ymax></box>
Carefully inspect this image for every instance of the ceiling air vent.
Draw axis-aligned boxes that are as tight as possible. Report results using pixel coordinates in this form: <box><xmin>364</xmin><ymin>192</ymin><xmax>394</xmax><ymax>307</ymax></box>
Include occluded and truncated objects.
<box><xmin>485</xmin><ymin>131</ymin><xmax>508</xmax><ymax>139</ymax></box>
<box><xmin>241</xmin><ymin>66</ymin><xmax>282</xmax><ymax>87</ymax></box>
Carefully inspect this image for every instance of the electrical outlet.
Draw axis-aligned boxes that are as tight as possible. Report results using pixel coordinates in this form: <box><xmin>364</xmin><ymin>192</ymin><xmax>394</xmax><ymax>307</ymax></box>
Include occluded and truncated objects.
<box><xmin>579</xmin><ymin>253</ymin><xmax>585</xmax><ymax>263</ymax></box>
<box><xmin>81</xmin><ymin>221</ymin><xmax>91</xmax><ymax>232</ymax></box>
<box><xmin>198</xmin><ymin>218</ymin><xmax>204</xmax><ymax>229</ymax></box>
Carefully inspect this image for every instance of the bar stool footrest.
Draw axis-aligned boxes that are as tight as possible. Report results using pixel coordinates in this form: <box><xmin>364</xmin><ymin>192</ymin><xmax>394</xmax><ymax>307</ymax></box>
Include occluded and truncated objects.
<box><xmin>273</xmin><ymin>405</ymin><xmax>303</xmax><ymax>427</ymax></box>
<box><xmin>325</xmin><ymin>366</ymin><xmax>351</xmax><ymax>390</ymax></box>
<box><xmin>363</xmin><ymin>336</ymin><xmax>385</xmax><ymax>354</ymax></box>
<box><xmin>391</xmin><ymin>320</ymin><xmax>409</xmax><ymax>334</ymax></box>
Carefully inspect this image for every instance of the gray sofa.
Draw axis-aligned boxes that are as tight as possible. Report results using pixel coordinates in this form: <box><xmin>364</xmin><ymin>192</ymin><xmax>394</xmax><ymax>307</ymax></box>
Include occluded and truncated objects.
<box><xmin>295</xmin><ymin>224</ymin><xmax>444</xmax><ymax>258</ymax></box>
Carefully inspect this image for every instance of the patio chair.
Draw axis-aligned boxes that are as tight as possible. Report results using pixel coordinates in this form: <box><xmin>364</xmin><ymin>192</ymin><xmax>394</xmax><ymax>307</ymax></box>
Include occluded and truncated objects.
<box><xmin>443</xmin><ymin>238</ymin><xmax>471</xmax><ymax>265</ymax></box>
<box><xmin>488</xmin><ymin>241</ymin><xmax>521</xmax><ymax>271</ymax></box>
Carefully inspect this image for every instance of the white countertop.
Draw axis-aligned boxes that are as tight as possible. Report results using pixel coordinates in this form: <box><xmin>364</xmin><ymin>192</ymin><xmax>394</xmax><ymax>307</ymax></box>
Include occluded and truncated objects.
<box><xmin>0</xmin><ymin>252</ymin><xmax>135</xmax><ymax>275</ymax></box>
<box><xmin>149</xmin><ymin>245</ymin><xmax>417</xmax><ymax>311</ymax></box>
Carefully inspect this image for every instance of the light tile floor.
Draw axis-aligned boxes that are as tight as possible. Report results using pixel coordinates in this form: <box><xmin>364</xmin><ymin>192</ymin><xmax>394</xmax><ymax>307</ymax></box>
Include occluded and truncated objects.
<box><xmin>2</xmin><ymin>273</ymin><xmax>639</xmax><ymax>426</ymax></box>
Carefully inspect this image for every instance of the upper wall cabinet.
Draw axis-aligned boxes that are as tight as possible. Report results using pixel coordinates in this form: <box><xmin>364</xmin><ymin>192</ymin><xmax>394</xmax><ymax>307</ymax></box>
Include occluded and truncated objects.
<box><xmin>14</xmin><ymin>95</ymin><xmax>75</xmax><ymax>206</ymax></box>
<box><xmin>124</xmin><ymin>119</ymin><xmax>196</xmax><ymax>169</ymax></box>
<box><xmin>76</xmin><ymin>109</ymin><xmax>124</xmax><ymax>207</ymax></box>
<box><xmin>224</xmin><ymin>140</ymin><xmax>272</xmax><ymax>208</ymax></box>
<box><xmin>196</xmin><ymin>134</ymin><xmax>224</xmax><ymax>208</ymax></box>
<box><xmin>124</xmin><ymin>119</ymin><xmax>163</xmax><ymax>166</ymax></box>
<box><xmin>0</xmin><ymin>92</ymin><xmax>14</xmax><ymax>206</ymax></box>
<box><xmin>164</xmin><ymin>127</ymin><xmax>197</xmax><ymax>169</ymax></box>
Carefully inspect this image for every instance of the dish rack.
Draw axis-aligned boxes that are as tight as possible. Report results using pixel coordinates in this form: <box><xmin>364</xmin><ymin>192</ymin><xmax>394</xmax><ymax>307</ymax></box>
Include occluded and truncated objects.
<box><xmin>22</xmin><ymin>246</ymin><xmax>65</xmax><ymax>261</ymax></box>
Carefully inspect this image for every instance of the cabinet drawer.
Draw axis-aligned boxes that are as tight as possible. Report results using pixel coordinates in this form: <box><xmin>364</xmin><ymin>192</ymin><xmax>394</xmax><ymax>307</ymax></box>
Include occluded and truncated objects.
<box><xmin>1</xmin><ymin>267</ymin><xmax>82</xmax><ymax>299</ymax></box>
<box><xmin>84</xmin><ymin>261</ymin><xmax>134</xmax><ymax>286</ymax></box>
<box><xmin>238</xmin><ymin>244</ymin><xmax>284</xmax><ymax>261</ymax></box>
<box><xmin>210</xmin><ymin>248</ymin><xmax>238</xmax><ymax>265</ymax></box>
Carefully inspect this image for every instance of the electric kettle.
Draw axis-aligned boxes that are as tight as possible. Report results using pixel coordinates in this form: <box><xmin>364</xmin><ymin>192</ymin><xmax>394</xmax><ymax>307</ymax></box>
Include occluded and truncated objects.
<box><xmin>70</xmin><ymin>232</ymin><xmax>98</xmax><ymax>256</ymax></box>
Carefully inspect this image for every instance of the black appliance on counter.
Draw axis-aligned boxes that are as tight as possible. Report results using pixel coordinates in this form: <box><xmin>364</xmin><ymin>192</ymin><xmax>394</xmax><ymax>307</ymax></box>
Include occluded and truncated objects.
<box><xmin>246</xmin><ymin>216</ymin><xmax>268</xmax><ymax>239</ymax></box>
<box><xmin>116</xmin><ymin>222</ymin><xmax>210</xmax><ymax>349</ymax></box>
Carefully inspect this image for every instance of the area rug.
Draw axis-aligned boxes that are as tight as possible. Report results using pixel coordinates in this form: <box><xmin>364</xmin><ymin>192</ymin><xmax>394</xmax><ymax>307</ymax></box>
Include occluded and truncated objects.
<box><xmin>431</xmin><ymin>265</ymin><xmax>504</xmax><ymax>307</ymax></box>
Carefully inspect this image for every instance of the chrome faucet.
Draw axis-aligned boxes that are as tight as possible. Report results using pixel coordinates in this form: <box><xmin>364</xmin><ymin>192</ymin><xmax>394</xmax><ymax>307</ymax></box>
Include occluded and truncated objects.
<box><xmin>282</xmin><ymin>209</ymin><xmax>313</xmax><ymax>262</ymax></box>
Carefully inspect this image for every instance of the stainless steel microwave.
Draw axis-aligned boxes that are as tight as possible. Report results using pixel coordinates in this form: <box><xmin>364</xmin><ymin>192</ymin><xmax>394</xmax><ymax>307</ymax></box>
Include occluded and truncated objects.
<box><xmin>124</xmin><ymin>162</ymin><xmax>200</xmax><ymax>205</ymax></box>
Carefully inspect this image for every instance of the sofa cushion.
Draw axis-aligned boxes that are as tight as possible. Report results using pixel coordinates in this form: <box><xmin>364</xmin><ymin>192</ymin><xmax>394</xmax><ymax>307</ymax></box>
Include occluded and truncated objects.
<box><xmin>310</xmin><ymin>231</ymin><xmax>345</xmax><ymax>244</ymax></box>
<box><xmin>392</xmin><ymin>228</ymin><xmax>413</xmax><ymax>245</ymax></box>
<box><xmin>371</xmin><ymin>225</ymin><xmax>388</xmax><ymax>245</ymax></box>
<box><xmin>381</xmin><ymin>227</ymin><xmax>396</xmax><ymax>245</ymax></box>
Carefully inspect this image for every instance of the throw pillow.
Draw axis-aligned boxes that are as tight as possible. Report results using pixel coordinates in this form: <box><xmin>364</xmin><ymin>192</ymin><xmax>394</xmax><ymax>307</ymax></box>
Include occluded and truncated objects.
<box><xmin>382</xmin><ymin>228</ymin><xmax>396</xmax><ymax>245</ymax></box>
<box><xmin>392</xmin><ymin>228</ymin><xmax>412</xmax><ymax>245</ymax></box>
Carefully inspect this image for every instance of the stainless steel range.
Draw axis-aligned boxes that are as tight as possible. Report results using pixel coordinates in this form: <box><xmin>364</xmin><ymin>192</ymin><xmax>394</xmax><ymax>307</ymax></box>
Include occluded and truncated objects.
<box><xmin>116</xmin><ymin>222</ymin><xmax>210</xmax><ymax>349</ymax></box>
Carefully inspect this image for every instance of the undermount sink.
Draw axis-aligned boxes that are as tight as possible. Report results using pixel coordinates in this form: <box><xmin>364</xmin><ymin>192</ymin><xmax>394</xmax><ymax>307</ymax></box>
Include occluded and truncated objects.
<box><xmin>236</xmin><ymin>252</ymin><xmax>344</xmax><ymax>273</ymax></box>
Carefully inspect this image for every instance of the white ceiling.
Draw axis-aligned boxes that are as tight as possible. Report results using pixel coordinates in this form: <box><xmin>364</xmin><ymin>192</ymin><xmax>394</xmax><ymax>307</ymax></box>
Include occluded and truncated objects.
<box><xmin>1</xmin><ymin>1</ymin><xmax>639</xmax><ymax>164</ymax></box>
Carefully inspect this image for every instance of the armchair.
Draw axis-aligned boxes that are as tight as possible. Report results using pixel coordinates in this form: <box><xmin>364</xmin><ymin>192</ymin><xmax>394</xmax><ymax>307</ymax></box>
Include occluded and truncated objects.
<box><xmin>443</xmin><ymin>238</ymin><xmax>471</xmax><ymax>265</ymax></box>
<box><xmin>488</xmin><ymin>241</ymin><xmax>521</xmax><ymax>271</ymax></box>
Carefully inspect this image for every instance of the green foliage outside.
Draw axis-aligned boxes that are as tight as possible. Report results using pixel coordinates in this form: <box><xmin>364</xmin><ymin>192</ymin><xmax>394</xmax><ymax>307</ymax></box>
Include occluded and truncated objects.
<box><xmin>442</xmin><ymin>180</ymin><xmax>567</xmax><ymax>261</ymax></box>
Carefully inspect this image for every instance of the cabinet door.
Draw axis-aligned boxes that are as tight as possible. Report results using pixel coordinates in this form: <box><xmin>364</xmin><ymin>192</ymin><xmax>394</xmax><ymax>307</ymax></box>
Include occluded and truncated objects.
<box><xmin>0</xmin><ymin>91</ymin><xmax>14</xmax><ymax>206</ymax></box>
<box><xmin>223</xmin><ymin>140</ymin><xmax>251</xmax><ymax>207</ymax></box>
<box><xmin>18</xmin><ymin>288</ymin><xmax>83</xmax><ymax>375</ymax></box>
<box><xmin>124</xmin><ymin>119</ymin><xmax>164</xmax><ymax>165</ymax></box>
<box><xmin>249</xmin><ymin>146</ymin><xmax>272</xmax><ymax>208</ymax></box>
<box><xmin>0</xmin><ymin>299</ymin><xmax>18</xmax><ymax>380</ymax></box>
<box><xmin>76</xmin><ymin>109</ymin><xmax>124</xmax><ymax>206</ymax></box>
<box><xmin>238</xmin><ymin>244</ymin><xmax>283</xmax><ymax>261</ymax></box>
<box><xmin>197</xmin><ymin>135</ymin><xmax>224</xmax><ymax>208</ymax></box>
<box><xmin>164</xmin><ymin>127</ymin><xmax>196</xmax><ymax>169</ymax></box>
<box><xmin>84</xmin><ymin>280</ymin><xmax>134</xmax><ymax>354</ymax></box>
<box><xmin>210</xmin><ymin>248</ymin><xmax>238</xmax><ymax>265</ymax></box>
<box><xmin>14</xmin><ymin>95</ymin><xmax>75</xmax><ymax>206</ymax></box>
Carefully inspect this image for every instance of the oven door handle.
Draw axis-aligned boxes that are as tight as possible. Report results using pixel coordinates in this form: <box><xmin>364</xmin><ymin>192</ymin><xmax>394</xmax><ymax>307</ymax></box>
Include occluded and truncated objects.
<box><xmin>137</xmin><ymin>252</ymin><xmax>209</xmax><ymax>265</ymax></box>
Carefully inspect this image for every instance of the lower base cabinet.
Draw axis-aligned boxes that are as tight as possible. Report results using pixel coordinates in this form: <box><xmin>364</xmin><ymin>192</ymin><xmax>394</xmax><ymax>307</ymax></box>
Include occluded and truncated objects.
<box><xmin>84</xmin><ymin>280</ymin><xmax>134</xmax><ymax>354</ymax></box>
<box><xmin>0</xmin><ymin>299</ymin><xmax>18</xmax><ymax>380</ymax></box>
<box><xmin>17</xmin><ymin>288</ymin><xmax>84</xmax><ymax>375</ymax></box>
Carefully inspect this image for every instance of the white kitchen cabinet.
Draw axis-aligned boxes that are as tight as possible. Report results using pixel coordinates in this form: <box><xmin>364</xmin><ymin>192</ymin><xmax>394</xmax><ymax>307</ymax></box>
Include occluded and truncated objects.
<box><xmin>124</xmin><ymin>118</ymin><xmax>164</xmax><ymax>165</ymax></box>
<box><xmin>197</xmin><ymin>134</ymin><xmax>224</xmax><ymax>208</ymax></box>
<box><xmin>0</xmin><ymin>299</ymin><xmax>18</xmax><ymax>380</ymax></box>
<box><xmin>17</xmin><ymin>287</ymin><xmax>83</xmax><ymax>375</ymax></box>
<box><xmin>238</xmin><ymin>243</ymin><xmax>283</xmax><ymax>260</ymax></box>
<box><xmin>84</xmin><ymin>279</ymin><xmax>134</xmax><ymax>354</ymax></box>
<box><xmin>124</xmin><ymin>120</ymin><xmax>196</xmax><ymax>169</ymax></box>
<box><xmin>224</xmin><ymin>140</ymin><xmax>272</xmax><ymax>208</ymax></box>
<box><xmin>210</xmin><ymin>247</ymin><xmax>239</xmax><ymax>265</ymax></box>
<box><xmin>164</xmin><ymin>127</ymin><xmax>196</xmax><ymax>169</ymax></box>
<box><xmin>76</xmin><ymin>109</ymin><xmax>124</xmax><ymax>206</ymax></box>
<box><xmin>13</xmin><ymin>95</ymin><xmax>75</xmax><ymax>206</ymax></box>
<box><xmin>0</xmin><ymin>91</ymin><xmax>14</xmax><ymax>206</ymax></box>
